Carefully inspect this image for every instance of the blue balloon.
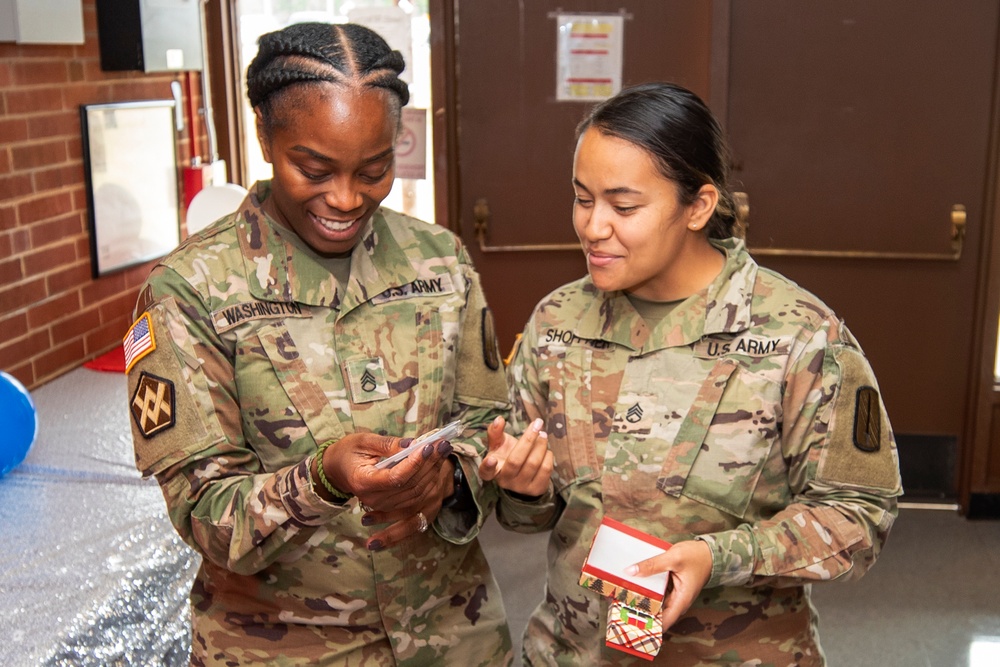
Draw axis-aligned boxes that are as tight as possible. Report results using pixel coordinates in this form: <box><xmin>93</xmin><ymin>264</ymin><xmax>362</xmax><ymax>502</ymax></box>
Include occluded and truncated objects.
<box><xmin>0</xmin><ymin>371</ymin><xmax>37</xmax><ymax>478</ymax></box>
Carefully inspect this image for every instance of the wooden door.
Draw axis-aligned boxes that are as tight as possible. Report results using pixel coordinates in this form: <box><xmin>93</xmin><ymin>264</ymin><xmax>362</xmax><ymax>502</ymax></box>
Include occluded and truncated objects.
<box><xmin>442</xmin><ymin>0</ymin><xmax>1000</xmax><ymax>503</ymax></box>
<box><xmin>723</xmin><ymin>0</ymin><xmax>999</xmax><ymax>500</ymax></box>
<box><xmin>443</xmin><ymin>0</ymin><xmax>717</xmax><ymax>351</ymax></box>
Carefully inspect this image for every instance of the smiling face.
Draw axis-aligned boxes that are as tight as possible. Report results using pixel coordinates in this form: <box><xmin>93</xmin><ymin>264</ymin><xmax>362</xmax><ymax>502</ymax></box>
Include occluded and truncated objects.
<box><xmin>258</xmin><ymin>83</ymin><xmax>398</xmax><ymax>257</ymax></box>
<box><xmin>572</xmin><ymin>127</ymin><xmax>723</xmax><ymax>301</ymax></box>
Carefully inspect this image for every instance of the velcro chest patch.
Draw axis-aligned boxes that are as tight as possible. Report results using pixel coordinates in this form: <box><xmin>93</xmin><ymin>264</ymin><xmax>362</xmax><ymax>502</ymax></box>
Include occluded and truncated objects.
<box><xmin>370</xmin><ymin>274</ymin><xmax>455</xmax><ymax>305</ymax></box>
<box><xmin>343</xmin><ymin>358</ymin><xmax>390</xmax><ymax>403</ymax></box>
<box><xmin>211</xmin><ymin>301</ymin><xmax>311</xmax><ymax>333</ymax></box>
<box><xmin>693</xmin><ymin>334</ymin><xmax>790</xmax><ymax>360</ymax></box>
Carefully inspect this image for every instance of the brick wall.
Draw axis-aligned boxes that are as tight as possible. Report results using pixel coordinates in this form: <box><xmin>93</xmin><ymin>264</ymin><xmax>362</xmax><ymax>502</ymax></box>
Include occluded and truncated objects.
<box><xmin>0</xmin><ymin>0</ymin><xmax>207</xmax><ymax>389</ymax></box>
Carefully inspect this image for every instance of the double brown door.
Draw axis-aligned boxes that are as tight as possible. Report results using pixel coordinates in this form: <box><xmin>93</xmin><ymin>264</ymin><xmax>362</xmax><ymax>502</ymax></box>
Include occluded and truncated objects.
<box><xmin>444</xmin><ymin>0</ymin><xmax>1000</xmax><ymax>502</ymax></box>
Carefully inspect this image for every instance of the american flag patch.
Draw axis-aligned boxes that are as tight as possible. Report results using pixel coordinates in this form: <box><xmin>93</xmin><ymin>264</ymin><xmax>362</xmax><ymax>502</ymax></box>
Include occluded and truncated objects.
<box><xmin>123</xmin><ymin>312</ymin><xmax>156</xmax><ymax>373</ymax></box>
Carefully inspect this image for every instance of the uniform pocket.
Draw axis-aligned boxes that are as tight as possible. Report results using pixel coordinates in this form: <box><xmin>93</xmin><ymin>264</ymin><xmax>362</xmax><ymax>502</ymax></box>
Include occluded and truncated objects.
<box><xmin>254</xmin><ymin>321</ymin><xmax>346</xmax><ymax>468</ymax></box>
<box><xmin>540</xmin><ymin>345</ymin><xmax>602</xmax><ymax>493</ymax></box>
<box><xmin>336</xmin><ymin>299</ymin><xmax>450</xmax><ymax>437</ymax></box>
<box><xmin>659</xmin><ymin>360</ymin><xmax>781</xmax><ymax>518</ymax></box>
<box><xmin>414</xmin><ymin>307</ymin><xmax>446</xmax><ymax>427</ymax></box>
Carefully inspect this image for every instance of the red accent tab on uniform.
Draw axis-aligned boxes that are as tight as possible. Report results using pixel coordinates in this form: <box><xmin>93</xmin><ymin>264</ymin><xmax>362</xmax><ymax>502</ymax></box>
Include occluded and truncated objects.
<box><xmin>504</xmin><ymin>333</ymin><xmax>523</xmax><ymax>367</ymax></box>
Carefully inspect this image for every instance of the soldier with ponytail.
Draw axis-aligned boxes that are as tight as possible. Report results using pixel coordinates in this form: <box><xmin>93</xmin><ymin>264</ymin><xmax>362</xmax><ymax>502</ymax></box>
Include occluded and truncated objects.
<box><xmin>485</xmin><ymin>82</ymin><xmax>901</xmax><ymax>665</ymax></box>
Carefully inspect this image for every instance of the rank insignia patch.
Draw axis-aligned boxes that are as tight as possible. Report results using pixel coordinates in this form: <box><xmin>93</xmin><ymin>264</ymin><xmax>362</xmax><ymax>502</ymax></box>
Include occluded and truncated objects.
<box><xmin>123</xmin><ymin>312</ymin><xmax>156</xmax><ymax>373</ymax></box>
<box><xmin>343</xmin><ymin>358</ymin><xmax>389</xmax><ymax>403</ymax></box>
<box><xmin>360</xmin><ymin>369</ymin><xmax>378</xmax><ymax>393</ymax></box>
<box><xmin>853</xmin><ymin>386</ymin><xmax>881</xmax><ymax>452</ymax></box>
<box><xmin>130</xmin><ymin>372</ymin><xmax>176</xmax><ymax>438</ymax></box>
<box><xmin>625</xmin><ymin>403</ymin><xmax>644</xmax><ymax>424</ymax></box>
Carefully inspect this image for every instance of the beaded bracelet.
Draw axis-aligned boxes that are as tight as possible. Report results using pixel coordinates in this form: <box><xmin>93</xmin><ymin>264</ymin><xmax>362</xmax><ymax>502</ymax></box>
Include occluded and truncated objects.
<box><xmin>315</xmin><ymin>440</ymin><xmax>352</xmax><ymax>501</ymax></box>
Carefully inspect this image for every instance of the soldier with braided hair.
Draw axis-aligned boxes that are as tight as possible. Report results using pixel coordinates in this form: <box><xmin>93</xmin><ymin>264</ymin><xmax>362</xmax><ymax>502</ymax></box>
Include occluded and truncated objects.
<box><xmin>124</xmin><ymin>22</ymin><xmax>519</xmax><ymax>666</ymax></box>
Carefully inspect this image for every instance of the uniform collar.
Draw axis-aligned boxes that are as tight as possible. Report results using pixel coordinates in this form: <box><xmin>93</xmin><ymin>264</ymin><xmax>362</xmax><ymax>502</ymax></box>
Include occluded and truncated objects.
<box><xmin>575</xmin><ymin>237</ymin><xmax>757</xmax><ymax>352</ymax></box>
<box><xmin>235</xmin><ymin>181</ymin><xmax>417</xmax><ymax>312</ymax></box>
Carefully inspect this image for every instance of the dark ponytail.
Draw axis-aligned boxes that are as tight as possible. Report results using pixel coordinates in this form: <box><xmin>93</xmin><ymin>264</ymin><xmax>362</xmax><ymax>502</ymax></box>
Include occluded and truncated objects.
<box><xmin>578</xmin><ymin>82</ymin><xmax>741</xmax><ymax>239</ymax></box>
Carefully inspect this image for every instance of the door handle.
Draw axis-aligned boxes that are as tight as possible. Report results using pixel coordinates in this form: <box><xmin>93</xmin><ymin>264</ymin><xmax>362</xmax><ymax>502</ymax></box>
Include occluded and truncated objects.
<box><xmin>473</xmin><ymin>197</ymin><xmax>580</xmax><ymax>253</ymax></box>
<box><xmin>739</xmin><ymin>191</ymin><xmax>966</xmax><ymax>261</ymax></box>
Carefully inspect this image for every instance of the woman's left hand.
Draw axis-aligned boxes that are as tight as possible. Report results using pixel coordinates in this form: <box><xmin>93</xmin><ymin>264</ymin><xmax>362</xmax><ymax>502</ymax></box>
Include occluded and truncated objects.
<box><xmin>626</xmin><ymin>539</ymin><xmax>714</xmax><ymax>631</ymax></box>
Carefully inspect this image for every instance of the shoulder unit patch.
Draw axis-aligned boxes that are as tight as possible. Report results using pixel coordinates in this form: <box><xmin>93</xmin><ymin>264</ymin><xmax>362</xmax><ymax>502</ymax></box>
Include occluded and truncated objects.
<box><xmin>130</xmin><ymin>371</ymin><xmax>176</xmax><ymax>438</ymax></box>
<box><xmin>482</xmin><ymin>307</ymin><xmax>501</xmax><ymax>371</ymax></box>
<box><xmin>853</xmin><ymin>386</ymin><xmax>882</xmax><ymax>452</ymax></box>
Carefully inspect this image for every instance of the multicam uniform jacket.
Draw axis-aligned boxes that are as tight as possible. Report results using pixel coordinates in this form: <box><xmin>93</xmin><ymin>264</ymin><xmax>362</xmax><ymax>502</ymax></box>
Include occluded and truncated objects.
<box><xmin>499</xmin><ymin>238</ymin><xmax>902</xmax><ymax>666</ymax></box>
<box><xmin>125</xmin><ymin>181</ymin><xmax>513</xmax><ymax>666</ymax></box>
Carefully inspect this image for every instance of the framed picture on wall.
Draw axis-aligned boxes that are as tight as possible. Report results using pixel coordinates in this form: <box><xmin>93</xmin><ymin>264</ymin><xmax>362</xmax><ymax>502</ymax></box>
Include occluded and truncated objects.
<box><xmin>80</xmin><ymin>100</ymin><xmax>180</xmax><ymax>278</ymax></box>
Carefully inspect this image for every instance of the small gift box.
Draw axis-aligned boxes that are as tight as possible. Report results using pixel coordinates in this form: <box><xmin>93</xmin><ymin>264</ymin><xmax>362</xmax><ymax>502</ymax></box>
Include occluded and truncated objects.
<box><xmin>579</xmin><ymin>517</ymin><xmax>672</xmax><ymax>661</ymax></box>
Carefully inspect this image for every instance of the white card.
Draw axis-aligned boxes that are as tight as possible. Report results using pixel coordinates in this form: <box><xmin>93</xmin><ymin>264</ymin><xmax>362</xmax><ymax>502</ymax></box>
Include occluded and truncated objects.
<box><xmin>583</xmin><ymin>517</ymin><xmax>671</xmax><ymax>598</ymax></box>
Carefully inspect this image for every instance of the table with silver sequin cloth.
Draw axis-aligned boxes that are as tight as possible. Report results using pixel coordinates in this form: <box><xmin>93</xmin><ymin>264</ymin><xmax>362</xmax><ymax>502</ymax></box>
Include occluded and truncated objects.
<box><xmin>0</xmin><ymin>367</ymin><xmax>199</xmax><ymax>667</ymax></box>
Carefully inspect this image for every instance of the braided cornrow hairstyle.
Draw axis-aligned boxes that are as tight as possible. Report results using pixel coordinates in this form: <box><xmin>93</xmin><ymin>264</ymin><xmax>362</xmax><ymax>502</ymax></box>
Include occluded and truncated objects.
<box><xmin>578</xmin><ymin>82</ymin><xmax>740</xmax><ymax>239</ymax></box>
<box><xmin>247</xmin><ymin>22</ymin><xmax>410</xmax><ymax>136</ymax></box>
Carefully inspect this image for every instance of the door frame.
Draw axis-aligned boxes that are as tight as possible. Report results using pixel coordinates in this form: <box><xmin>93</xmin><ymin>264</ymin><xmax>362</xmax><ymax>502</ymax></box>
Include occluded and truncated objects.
<box><xmin>203</xmin><ymin>0</ymin><xmax>248</xmax><ymax>188</ymax></box>
<box><xmin>433</xmin><ymin>0</ymin><xmax>1000</xmax><ymax>511</ymax></box>
<box><xmin>961</xmin><ymin>22</ymin><xmax>1000</xmax><ymax>513</ymax></box>
<box><xmin>428</xmin><ymin>0</ymin><xmax>460</xmax><ymax>234</ymax></box>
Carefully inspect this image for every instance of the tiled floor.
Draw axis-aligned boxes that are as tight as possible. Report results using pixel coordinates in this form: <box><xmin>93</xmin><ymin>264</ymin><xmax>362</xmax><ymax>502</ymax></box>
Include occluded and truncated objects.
<box><xmin>10</xmin><ymin>367</ymin><xmax>1000</xmax><ymax>666</ymax></box>
<box><xmin>479</xmin><ymin>501</ymin><xmax>1000</xmax><ymax>667</ymax></box>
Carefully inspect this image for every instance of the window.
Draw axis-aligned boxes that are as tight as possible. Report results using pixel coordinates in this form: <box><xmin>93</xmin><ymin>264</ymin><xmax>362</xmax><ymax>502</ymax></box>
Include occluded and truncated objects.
<box><xmin>235</xmin><ymin>0</ymin><xmax>436</xmax><ymax>223</ymax></box>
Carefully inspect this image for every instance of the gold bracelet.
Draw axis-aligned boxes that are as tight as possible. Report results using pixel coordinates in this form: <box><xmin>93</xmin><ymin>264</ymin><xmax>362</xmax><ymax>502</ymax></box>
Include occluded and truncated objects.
<box><xmin>315</xmin><ymin>440</ymin><xmax>352</xmax><ymax>501</ymax></box>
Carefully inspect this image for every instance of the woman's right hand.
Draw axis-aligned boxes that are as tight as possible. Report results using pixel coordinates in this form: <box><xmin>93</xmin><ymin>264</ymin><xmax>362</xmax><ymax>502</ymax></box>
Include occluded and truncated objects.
<box><xmin>317</xmin><ymin>432</ymin><xmax>449</xmax><ymax>510</ymax></box>
<box><xmin>313</xmin><ymin>432</ymin><xmax>455</xmax><ymax>550</ymax></box>
<box><xmin>478</xmin><ymin>416</ymin><xmax>553</xmax><ymax>497</ymax></box>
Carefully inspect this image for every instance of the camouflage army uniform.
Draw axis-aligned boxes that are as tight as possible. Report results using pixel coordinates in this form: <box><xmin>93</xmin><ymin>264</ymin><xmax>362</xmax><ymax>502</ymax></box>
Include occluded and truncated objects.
<box><xmin>499</xmin><ymin>237</ymin><xmax>902</xmax><ymax>666</ymax></box>
<box><xmin>125</xmin><ymin>182</ymin><xmax>513</xmax><ymax>666</ymax></box>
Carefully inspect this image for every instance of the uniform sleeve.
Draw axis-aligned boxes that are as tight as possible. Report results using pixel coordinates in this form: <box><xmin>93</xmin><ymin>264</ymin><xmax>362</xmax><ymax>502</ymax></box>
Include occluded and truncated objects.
<box><xmin>433</xmin><ymin>255</ymin><xmax>511</xmax><ymax>543</ymax></box>
<box><xmin>495</xmin><ymin>314</ymin><xmax>563</xmax><ymax>533</ymax></box>
<box><xmin>699</xmin><ymin>319</ymin><xmax>902</xmax><ymax>588</ymax></box>
<box><xmin>126</xmin><ymin>266</ymin><xmax>348</xmax><ymax>576</ymax></box>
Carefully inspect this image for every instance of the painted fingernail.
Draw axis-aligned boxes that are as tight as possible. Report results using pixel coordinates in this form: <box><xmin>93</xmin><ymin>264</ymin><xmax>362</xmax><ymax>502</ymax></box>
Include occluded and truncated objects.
<box><xmin>361</xmin><ymin>514</ymin><xmax>375</xmax><ymax>526</ymax></box>
<box><xmin>624</xmin><ymin>565</ymin><xmax>639</xmax><ymax>576</ymax></box>
<box><xmin>437</xmin><ymin>440</ymin><xmax>452</xmax><ymax>455</ymax></box>
<box><xmin>368</xmin><ymin>539</ymin><xmax>384</xmax><ymax>551</ymax></box>
<box><xmin>539</xmin><ymin>431</ymin><xmax>548</xmax><ymax>439</ymax></box>
<box><xmin>484</xmin><ymin>456</ymin><xmax>496</xmax><ymax>469</ymax></box>
<box><xmin>400</xmin><ymin>437</ymin><xmax>414</xmax><ymax>449</ymax></box>
<box><xmin>492</xmin><ymin>415</ymin><xmax>503</xmax><ymax>426</ymax></box>
<box><xmin>422</xmin><ymin>443</ymin><xmax>434</xmax><ymax>458</ymax></box>
<box><xmin>532</xmin><ymin>418</ymin><xmax>544</xmax><ymax>431</ymax></box>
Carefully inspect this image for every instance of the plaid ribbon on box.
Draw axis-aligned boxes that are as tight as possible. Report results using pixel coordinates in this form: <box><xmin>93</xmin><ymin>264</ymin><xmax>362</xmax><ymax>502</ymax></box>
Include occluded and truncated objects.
<box><xmin>605</xmin><ymin>600</ymin><xmax>663</xmax><ymax>661</ymax></box>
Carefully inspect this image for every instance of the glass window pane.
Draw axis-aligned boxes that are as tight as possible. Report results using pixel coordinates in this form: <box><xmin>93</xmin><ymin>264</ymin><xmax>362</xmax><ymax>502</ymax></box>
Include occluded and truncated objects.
<box><xmin>236</xmin><ymin>0</ymin><xmax>436</xmax><ymax>224</ymax></box>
